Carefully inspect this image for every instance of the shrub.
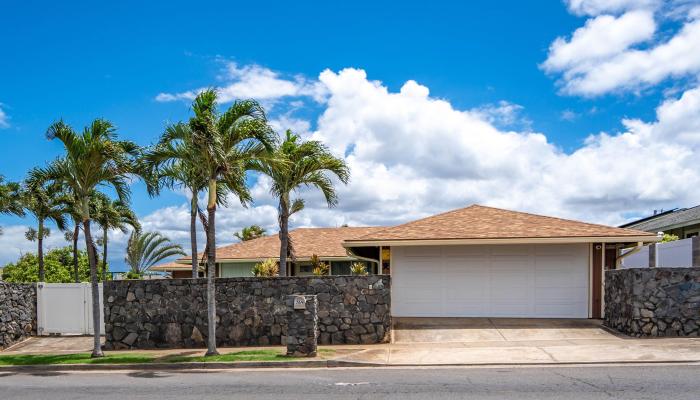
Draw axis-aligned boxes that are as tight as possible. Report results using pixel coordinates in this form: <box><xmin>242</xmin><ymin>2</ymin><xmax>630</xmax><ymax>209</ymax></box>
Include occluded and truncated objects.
<box><xmin>252</xmin><ymin>258</ymin><xmax>279</xmax><ymax>277</ymax></box>
<box><xmin>350</xmin><ymin>262</ymin><xmax>368</xmax><ymax>275</ymax></box>
<box><xmin>1</xmin><ymin>246</ymin><xmax>109</xmax><ymax>283</ymax></box>
<box><xmin>310</xmin><ymin>254</ymin><xmax>329</xmax><ymax>276</ymax></box>
<box><xmin>661</xmin><ymin>233</ymin><xmax>679</xmax><ymax>242</ymax></box>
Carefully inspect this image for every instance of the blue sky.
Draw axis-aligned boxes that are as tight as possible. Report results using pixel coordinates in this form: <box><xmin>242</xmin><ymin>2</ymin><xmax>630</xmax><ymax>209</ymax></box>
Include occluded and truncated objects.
<box><xmin>2</xmin><ymin>0</ymin><xmax>700</xmax><ymax>270</ymax></box>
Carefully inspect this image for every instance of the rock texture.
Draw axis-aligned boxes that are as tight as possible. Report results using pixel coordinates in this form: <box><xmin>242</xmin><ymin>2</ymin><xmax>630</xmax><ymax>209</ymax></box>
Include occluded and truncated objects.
<box><xmin>103</xmin><ymin>275</ymin><xmax>391</xmax><ymax>349</ymax></box>
<box><xmin>605</xmin><ymin>268</ymin><xmax>700</xmax><ymax>337</ymax></box>
<box><xmin>286</xmin><ymin>295</ymin><xmax>318</xmax><ymax>357</ymax></box>
<box><xmin>0</xmin><ymin>283</ymin><xmax>36</xmax><ymax>349</ymax></box>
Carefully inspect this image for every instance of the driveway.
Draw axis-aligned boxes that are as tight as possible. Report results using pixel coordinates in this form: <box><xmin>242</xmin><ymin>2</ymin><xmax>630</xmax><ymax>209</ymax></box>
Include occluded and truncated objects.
<box><xmin>392</xmin><ymin>317</ymin><xmax>614</xmax><ymax>344</ymax></box>
<box><xmin>335</xmin><ymin>318</ymin><xmax>700</xmax><ymax>365</ymax></box>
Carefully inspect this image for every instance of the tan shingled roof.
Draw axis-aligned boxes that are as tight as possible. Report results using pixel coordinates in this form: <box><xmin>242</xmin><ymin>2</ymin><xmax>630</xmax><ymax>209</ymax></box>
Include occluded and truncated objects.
<box><xmin>150</xmin><ymin>261</ymin><xmax>198</xmax><ymax>272</ymax></box>
<box><xmin>180</xmin><ymin>226</ymin><xmax>387</xmax><ymax>262</ymax></box>
<box><xmin>346</xmin><ymin>205</ymin><xmax>656</xmax><ymax>242</ymax></box>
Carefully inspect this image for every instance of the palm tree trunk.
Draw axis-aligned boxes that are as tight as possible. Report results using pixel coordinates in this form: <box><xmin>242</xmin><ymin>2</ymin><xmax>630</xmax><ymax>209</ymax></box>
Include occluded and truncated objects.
<box><xmin>73</xmin><ymin>223</ymin><xmax>80</xmax><ymax>283</ymax></box>
<box><xmin>38</xmin><ymin>220</ymin><xmax>45</xmax><ymax>282</ymax></box>
<box><xmin>205</xmin><ymin>179</ymin><xmax>218</xmax><ymax>356</ymax></box>
<box><xmin>101</xmin><ymin>228</ymin><xmax>108</xmax><ymax>281</ymax></box>
<box><xmin>278</xmin><ymin>199</ymin><xmax>288</xmax><ymax>277</ymax></box>
<box><xmin>82</xmin><ymin>199</ymin><xmax>103</xmax><ymax>358</ymax></box>
<box><xmin>190</xmin><ymin>194</ymin><xmax>198</xmax><ymax>279</ymax></box>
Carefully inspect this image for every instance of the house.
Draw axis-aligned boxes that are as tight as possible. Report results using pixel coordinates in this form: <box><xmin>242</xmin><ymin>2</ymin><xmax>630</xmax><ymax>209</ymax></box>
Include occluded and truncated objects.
<box><xmin>343</xmin><ymin>205</ymin><xmax>657</xmax><ymax>319</ymax></box>
<box><xmin>154</xmin><ymin>204</ymin><xmax>657</xmax><ymax>319</ymax></box>
<box><xmin>151</xmin><ymin>226</ymin><xmax>387</xmax><ymax>278</ymax></box>
<box><xmin>619</xmin><ymin>205</ymin><xmax>700</xmax><ymax>239</ymax></box>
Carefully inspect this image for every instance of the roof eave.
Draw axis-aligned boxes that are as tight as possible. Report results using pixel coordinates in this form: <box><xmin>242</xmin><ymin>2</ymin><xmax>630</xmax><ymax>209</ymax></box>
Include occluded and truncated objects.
<box><xmin>343</xmin><ymin>235</ymin><xmax>661</xmax><ymax>247</ymax></box>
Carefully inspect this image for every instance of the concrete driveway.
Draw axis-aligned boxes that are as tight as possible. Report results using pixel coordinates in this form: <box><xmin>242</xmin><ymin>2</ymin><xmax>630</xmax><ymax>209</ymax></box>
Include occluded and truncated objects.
<box><xmin>392</xmin><ymin>317</ymin><xmax>615</xmax><ymax>343</ymax></box>
<box><xmin>335</xmin><ymin>318</ymin><xmax>700</xmax><ymax>366</ymax></box>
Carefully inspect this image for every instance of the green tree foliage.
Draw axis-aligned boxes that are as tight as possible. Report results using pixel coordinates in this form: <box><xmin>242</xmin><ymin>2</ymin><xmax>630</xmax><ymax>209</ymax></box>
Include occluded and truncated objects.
<box><xmin>1</xmin><ymin>246</ymin><xmax>108</xmax><ymax>283</ymax></box>
<box><xmin>125</xmin><ymin>231</ymin><xmax>185</xmax><ymax>275</ymax></box>
<box><xmin>251</xmin><ymin>130</ymin><xmax>349</xmax><ymax>277</ymax></box>
<box><xmin>234</xmin><ymin>225</ymin><xmax>266</xmax><ymax>242</ymax></box>
<box><xmin>0</xmin><ymin>175</ymin><xmax>25</xmax><ymax>234</ymax></box>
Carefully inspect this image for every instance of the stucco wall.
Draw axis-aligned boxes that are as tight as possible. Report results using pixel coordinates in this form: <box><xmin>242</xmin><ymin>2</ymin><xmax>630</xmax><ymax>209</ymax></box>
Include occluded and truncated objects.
<box><xmin>605</xmin><ymin>268</ymin><xmax>700</xmax><ymax>337</ymax></box>
<box><xmin>103</xmin><ymin>275</ymin><xmax>391</xmax><ymax>349</ymax></box>
<box><xmin>0</xmin><ymin>283</ymin><xmax>36</xmax><ymax>349</ymax></box>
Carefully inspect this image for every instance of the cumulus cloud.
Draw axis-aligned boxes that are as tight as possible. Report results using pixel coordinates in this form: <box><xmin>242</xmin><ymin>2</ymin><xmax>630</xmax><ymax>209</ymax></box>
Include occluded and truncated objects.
<box><xmin>148</xmin><ymin>68</ymin><xmax>700</xmax><ymax>240</ymax></box>
<box><xmin>0</xmin><ymin>104</ymin><xmax>10</xmax><ymax>128</ymax></box>
<box><xmin>155</xmin><ymin>62</ymin><xmax>326</xmax><ymax>105</ymax></box>
<box><xmin>566</xmin><ymin>0</ymin><xmax>660</xmax><ymax>16</ymax></box>
<box><xmin>544</xmin><ymin>3</ymin><xmax>700</xmax><ymax>96</ymax></box>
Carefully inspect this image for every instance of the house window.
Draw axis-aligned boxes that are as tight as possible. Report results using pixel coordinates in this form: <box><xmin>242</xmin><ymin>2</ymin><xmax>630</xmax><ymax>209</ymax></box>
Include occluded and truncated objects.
<box><xmin>331</xmin><ymin>261</ymin><xmax>352</xmax><ymax>276</ymax></box>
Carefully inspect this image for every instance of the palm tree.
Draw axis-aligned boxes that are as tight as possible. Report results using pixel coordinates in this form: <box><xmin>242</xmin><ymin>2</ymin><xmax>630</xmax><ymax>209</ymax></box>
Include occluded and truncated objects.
<box><xmin>40</xmin><ymin>119</ymin><xmax>139</xmax><ymax>358</ymax></box>
<box><xmin>252</xmin><ymin>130</ymin><xmax>349</xmax><ymax>276</ymax></box>
<box><xmin>234</xmin><ymin>225</ymin><xmax>266</xmax><ymax>242</ymax></box>
<box><xmin>63</xmin><ymin>194</ymin><xmax>83</xmax><ymax>283</ymax></box>
<box><xmin>21</xmin><ymin>170</ymin><xmax>69</xmax><ymax>282</ymax></box>
<box><xmin>125</xmin><ymin>231</ymin><xmax>185</xmax><ymax>276</ymax></box>
<box><xmin>142</xmin><ymin>122</ymin><xmax>208</xmax><ymax>279</ymax></box>
<box><xmin>92</xmin><ymin>192</ymin><xmax>140</xmax><ymax>280</ymax></box>
<box><xmin>187</xmin><ymin>89</ymin><xmax>275</xmax><ymax>356</ymax></box>
<box><xmin>0</xmin><ymin>176</ymin><xmax>24</xmax><ymax>234</ymax></box>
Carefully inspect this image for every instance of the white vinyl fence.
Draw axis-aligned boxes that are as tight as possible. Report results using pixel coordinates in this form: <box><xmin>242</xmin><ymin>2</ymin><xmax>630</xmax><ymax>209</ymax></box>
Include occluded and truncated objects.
<box><xmin>621</xmin><ymin>237</ymin><xmax>695</xmax><ymax>268</ymax></box>
<box><xmin>36</xmin><ymin>283</ymin><xmax>105</xmax><ymax>335</ymax></box>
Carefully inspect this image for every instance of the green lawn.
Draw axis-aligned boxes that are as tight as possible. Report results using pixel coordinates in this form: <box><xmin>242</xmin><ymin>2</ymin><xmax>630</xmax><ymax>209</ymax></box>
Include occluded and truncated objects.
<box><xmin>0</xmin><ymin>349</ymin><xmax>335</xmax><ymax>366</ymax></box>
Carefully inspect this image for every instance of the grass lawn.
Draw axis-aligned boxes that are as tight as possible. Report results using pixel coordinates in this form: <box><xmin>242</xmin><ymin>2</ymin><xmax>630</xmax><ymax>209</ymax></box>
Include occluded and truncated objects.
<box><xmin>0</xmin><ymin>349</ymin><xmax>335</xmax><ymax>366</ymax></box>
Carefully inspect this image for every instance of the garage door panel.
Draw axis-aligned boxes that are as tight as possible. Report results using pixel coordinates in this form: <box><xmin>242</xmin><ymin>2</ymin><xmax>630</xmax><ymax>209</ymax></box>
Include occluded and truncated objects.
<box><xmin>392</xmin><ymin>244</ymin><xmax>589</xmax><ymax>318</ymax></box>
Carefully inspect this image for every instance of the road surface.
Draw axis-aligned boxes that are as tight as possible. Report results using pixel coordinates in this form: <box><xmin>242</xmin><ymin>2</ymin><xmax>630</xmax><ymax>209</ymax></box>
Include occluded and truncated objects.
<box><xmin>1</xmin><ymin>364</ymin><xmax>698</xmax><ymax>399</ymax></box>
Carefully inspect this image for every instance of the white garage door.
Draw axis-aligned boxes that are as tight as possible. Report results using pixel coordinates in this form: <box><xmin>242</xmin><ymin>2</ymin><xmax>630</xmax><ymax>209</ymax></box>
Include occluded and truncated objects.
<box><xmin>392</xmin><ymin>244</ymin><xmax>590</xmax><ymax>318</ymax></box>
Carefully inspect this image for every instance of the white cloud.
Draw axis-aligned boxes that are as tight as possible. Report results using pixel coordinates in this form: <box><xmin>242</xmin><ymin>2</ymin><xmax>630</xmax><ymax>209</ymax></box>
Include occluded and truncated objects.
<box><xmin>0</xmin><ymin>104</ymin><xmax>10</xmax><ymax>128</ymax></box>
<box><xmin>542</xmin><ymin>11</ymin><xmax>656</xmax><ymax>72</ymax></box>
<box><xmin>566</xmin><ymin>0</ymin><xmax>660</xmax><ymax>16</ymax></box>
<box><xmin>155</xmin><ymin>62</ymin><xmax>326</xmax><ymax>105</ymax></box>
<box><xmin>545</xmin><ymin>4</ymin><xmax>700</xmax><ymax>96</ymax></box>
<box><xmin>561</xmin><ymin>109</ymin><xmax>579</xmax><ymax>121</ymax></box>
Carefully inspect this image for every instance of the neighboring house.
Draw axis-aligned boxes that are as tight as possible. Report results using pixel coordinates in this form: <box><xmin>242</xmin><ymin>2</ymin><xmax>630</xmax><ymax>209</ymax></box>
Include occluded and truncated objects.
<box><xmin>619</xmin><ymin>205</ymin><xmax>700</xmax><ymax>239</ymax></box>
<box><xmin>343</xmin><ymin>205</ymin><xmax>657</xmax><ymax>319</ymax></box>
<box><xmin>151</xmin><ymin>226</ymin><xmax>387</xmax><ymax>279</ymax></box>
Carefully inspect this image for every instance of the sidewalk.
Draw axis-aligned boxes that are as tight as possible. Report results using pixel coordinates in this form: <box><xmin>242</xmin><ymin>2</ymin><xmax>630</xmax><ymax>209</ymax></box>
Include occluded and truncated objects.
<box><xmin>3</xmin><ymin>335</ymin><xmax>700</xmax><ymax>369</ymax></box>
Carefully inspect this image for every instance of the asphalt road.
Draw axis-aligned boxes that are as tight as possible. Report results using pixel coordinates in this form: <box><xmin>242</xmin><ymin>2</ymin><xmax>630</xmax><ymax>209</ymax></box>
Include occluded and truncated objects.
<box><xmin>0</xmin><ymin>365</ymin><xmax>698</xmax><ymax>399</ymax></box>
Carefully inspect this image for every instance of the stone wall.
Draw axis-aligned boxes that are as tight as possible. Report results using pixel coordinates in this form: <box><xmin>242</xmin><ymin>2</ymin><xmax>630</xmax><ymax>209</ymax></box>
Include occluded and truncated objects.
<box><xmin>605</xmin><ymin>268</ymin><xmax>700</xmax><ymax>337</ymax></box>
<box><xmin>0</xmin><ymin>283</ymin><xmax>36</xmax><ymax>349</ymax></box>
<box><xmin>103</xmin><ymin>275</ymin><xmax>391</xmax><ymax>349</ymax></box>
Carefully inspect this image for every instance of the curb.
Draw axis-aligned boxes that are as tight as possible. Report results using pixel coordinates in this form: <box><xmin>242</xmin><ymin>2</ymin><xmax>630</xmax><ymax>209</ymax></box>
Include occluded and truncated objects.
<box><xmin>1</xmin><ymin>359</ymin><xmax>698</xmax><ymax>373</ymax></box>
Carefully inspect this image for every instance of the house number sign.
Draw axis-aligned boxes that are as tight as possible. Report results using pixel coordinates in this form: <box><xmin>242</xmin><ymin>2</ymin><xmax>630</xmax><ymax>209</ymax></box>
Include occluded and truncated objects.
<box><xmin>293</xmin><ymin>296</ymin><xmax>307</xmax><ymax>310</ymax></box>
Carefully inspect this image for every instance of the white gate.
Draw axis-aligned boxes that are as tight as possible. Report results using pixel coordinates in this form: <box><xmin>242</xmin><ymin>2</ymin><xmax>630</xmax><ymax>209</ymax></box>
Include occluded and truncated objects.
<box><xmin>36</xmin><ymin>283</ymin><xmax>105</xmax><ymax>335</ymax></box>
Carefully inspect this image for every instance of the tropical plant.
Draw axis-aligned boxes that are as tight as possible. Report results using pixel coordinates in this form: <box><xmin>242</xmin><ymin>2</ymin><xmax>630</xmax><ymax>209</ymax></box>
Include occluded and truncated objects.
<box><xmin>39</xmin><ymin>118</ymin><xmax>140</xmax><ymax>358</ymax></box>
<box><xmin>661</xmin><ymin>233</ymin><xmax>679</xmax><ymax>242</ymax></box>
<box><xmin>62</xmin><ymin>193</ymin><xmax>86</xmax><ymax>283</ymax></box>
<box><xmin>124</xmin><ymin>231</ymin><xmax>185</xmax><ymax>275</ymax></box>
<box><xmin>21</xmin><ymin>170</ymin><xmax>69</xmax><ymax>282</ymax></box>
<box><xmin>0</xmin><ymin>175</ymin><xmax>24</xmax><ymax>234</ymax></box>
<box><xmin>350</xmin><ymin>262</ymin><xmax>368</xmax><ymax>276</ymax></box>
<box><xmin>142</xmin><ymin>121</ymin><xmax>209</xmax><ymax>279</ymax></box>
<box><xmin>186</xmin><ymin>89</ymin><xmax>275</xmax><ymax>356</ymax></box>
<box><xmin>252</xmin><ymin>130</ymin><xmax>349</xmax><ymax>277</ymax></box>
<box><xmin>234</xmin><ymin>225</ymin><xmax>266</xmax><ymax>242</ymax></box>
<box><xmin>310</xmin><ymin>254</ymin><xmax>329</xmax><ymax>276</ymax></box>
<box><xmin>251</xmin><ymin>258</ymin><xmax>279</xmax><ymax>277</ymax></box>
<box><xmin>1</xmin><ymin>246</ymin><xmax>107</xmax><ymax>283</ymax></box>
<box><xmin>92</xmin><ymin>192</ymin><xmax>140</xmax><ymax>280</ymax></box>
